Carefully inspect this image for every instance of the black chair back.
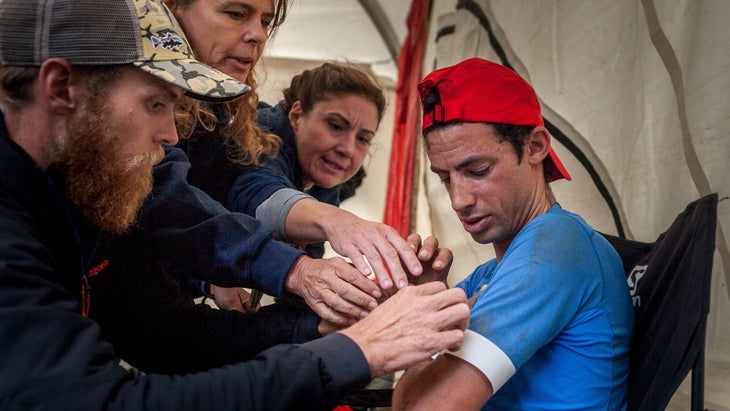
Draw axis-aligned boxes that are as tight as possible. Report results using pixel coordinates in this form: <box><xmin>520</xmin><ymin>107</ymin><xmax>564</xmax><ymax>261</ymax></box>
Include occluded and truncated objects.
<box><xmin>601</xmin><ymin>193</ymin><xmax>717</xmax><ymax>411</ymax></box>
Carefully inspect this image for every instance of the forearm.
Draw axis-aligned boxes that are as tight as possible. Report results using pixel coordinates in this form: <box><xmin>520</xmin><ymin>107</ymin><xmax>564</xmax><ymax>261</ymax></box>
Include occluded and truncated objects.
<box><xmin>139</xmin><ymin>148</ymin><xmax>304</xmax><ymax>296</ymax></box>
<box><xmin>91</xmin><ymin>247</ymin><xmax>322</xmax><ymax>374</ymax></box>
<box><xmin>5</xmin><ymin>306</ymin><xmax>361</xmax><ymax>411</ymax></box>
<box><xmin>285</xmin><ymin>197</ymin><xmax>353</xmax><ymax>244</ymax></box>
<box><xmin>248</xmin><ymin>187</ymin><xmax>349</xmax><ymax>245</ymax></box>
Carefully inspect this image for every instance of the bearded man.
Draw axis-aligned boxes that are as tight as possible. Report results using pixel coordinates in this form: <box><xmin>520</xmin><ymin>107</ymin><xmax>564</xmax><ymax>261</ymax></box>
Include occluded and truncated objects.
<box><xmin>0</xmin><ymin>1</ymin><xmax>470</xmax><ymax>409</ymax></box>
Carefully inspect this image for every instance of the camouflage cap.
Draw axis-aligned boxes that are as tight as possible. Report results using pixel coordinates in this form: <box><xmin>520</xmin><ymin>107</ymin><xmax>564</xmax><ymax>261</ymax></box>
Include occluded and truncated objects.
<box><xmin>0</xmin><ymin>0</ymin><xmax>249</xmax><ymax>103</ymax></box>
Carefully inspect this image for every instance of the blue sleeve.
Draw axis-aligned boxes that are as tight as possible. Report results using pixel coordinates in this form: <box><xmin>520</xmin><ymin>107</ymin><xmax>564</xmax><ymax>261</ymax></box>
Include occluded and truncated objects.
<box><xmin>136</xmin><ymin>147</ymin><xmax>305</xmax><ymax>297</ymax></box>
<box><xmin>454</xmin><ymin>259</ymin><xmax>498</xmax><ymax>299</ymax></box>
<box><xmin>227</xmin><ymin>148</ymin><xmax>298</xmax><ymax>216</ymax></box>
<box><xmin>467</xmin><ymin>213</ymin><xmax>600</xmax><ymax>369</ymax></box>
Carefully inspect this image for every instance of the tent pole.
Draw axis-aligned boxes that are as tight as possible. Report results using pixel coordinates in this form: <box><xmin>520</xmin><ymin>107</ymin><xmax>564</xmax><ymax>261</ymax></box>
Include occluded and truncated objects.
<box><xmin>357</xmin><ymin>0</ymin><xmax>401</xmax><ymax>63</ymax></box>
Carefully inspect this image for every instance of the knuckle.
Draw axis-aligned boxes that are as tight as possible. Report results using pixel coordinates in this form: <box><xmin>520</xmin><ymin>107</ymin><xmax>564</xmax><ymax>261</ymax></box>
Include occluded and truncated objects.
<box><xmin>382</xmin><ymin>247</ymin><xmax>399</xmax><ymax>260</ymax></box>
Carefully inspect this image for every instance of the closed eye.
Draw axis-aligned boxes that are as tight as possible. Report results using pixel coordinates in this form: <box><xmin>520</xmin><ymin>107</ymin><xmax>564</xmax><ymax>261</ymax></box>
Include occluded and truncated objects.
<box><xmin>225</xmin><ymin>9</ymin><xmax>249</xmax><ymax>21</ymax></box>
<box><xmin>357</xmin><ymin>135</ymin><xmax>372</xmax><ymax>146</ymax></box>
<box><xmin>149</xmin><ymin>101</ymin><xmax>165</xmax><ymax>110</ymax></box>
<box><xmin>329</xmin><ymin>121</ymin><xmax>345</xmax><ymax>132</ymax></box>
<box><xmin>469</xmin><ymin>167</ymin><xmax>490</xmax><ymax>177</ymax></box>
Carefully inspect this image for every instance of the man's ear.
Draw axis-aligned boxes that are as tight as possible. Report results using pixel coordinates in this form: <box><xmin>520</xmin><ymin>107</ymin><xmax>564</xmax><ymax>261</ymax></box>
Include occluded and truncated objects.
<box><xmin>287</xmin><ymin>100</ymin><xmax>303</xmax><ymax>132</ymax></box>
<box><xmin>164</xmin><ymin>0</ymin><xmax>181</xmax><ymax>12</ymax></box>
<box><xmin>38</xmin><ymin>58</ymin><xmax>78</xmax><ymax>114</ymax></box>
<box><xmin>526</xmin><ymin>126</ymin><xmax>551</xmax><ymax>166</ymax></box>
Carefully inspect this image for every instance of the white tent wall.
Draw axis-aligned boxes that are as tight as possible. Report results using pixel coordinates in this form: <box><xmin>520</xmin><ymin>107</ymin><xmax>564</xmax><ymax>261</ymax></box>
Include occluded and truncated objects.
<box><xmin>259</xmin><ymin>0</ymin><xmax>730</xmax><ymax>407</ymax></box>
<box><xmin>423</xmin><ymin>0</ymin><xmax>730</xmax><ymax>407</ymax></box>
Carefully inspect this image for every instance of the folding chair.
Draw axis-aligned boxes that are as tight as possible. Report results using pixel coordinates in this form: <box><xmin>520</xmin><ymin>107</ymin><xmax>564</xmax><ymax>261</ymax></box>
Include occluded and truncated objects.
<box><xmin>601</xmin><ymin>193</ymin><xmax>717</xmax><ymax>411</ymax></box>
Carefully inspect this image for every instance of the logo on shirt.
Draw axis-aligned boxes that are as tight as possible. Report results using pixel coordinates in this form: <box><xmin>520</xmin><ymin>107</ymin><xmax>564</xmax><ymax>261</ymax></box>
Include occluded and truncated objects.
<box><xmin>88</xmin><ymin>259</ymin><xmax>109</xmax><ymax>279</ymax></box>
<box><xmin>627</xmin><ymin>264</ymin><xmax>647</xmax><ymax>307</ymax></box>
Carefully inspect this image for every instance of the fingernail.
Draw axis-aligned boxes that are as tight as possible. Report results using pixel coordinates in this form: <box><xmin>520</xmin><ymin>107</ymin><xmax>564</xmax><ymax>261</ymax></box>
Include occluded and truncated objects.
<box><xmin>419</xmin><ymin>250</ymin><xmax>429</xmax><ymax>258</ymax></box>
<box><xmin>433</xmin><ymin>261</ymin><xmax>443</xmax><ymax>269</ymax></box>
<box><xmin>360</xmin><ymin>310</ymin><xmax>369</xmax><ymax>318</ymax></box>
<box><xmin>398</xmin><ymin>279</ymin><xmax>407</xmax><ymax>288</ymax></box>
<box><xmin>372</xmin><ymin>290</ymin><xmax>382</xmax><ymax>299</ymax></box>
<box><xmin>368</xmin><ymin>301</ymin><xmax>378</xmax><ymax>310</ymax></box>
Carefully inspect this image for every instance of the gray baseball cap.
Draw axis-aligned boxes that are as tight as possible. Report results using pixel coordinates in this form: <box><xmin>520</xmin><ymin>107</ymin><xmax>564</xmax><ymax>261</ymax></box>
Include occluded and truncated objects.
<box><xmin>0</xmin><ymin>0</ymin><xmax>250</xmax><ymax>103</ymax></box>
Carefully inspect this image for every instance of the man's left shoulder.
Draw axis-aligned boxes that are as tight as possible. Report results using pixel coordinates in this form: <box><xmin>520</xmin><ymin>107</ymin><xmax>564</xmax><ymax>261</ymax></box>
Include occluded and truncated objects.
<box><xmin>534</xmin><ymin>205</ymin><xmax>590</xmax><ymax>231</ymax></box>
<box><xmin>526</xmin><ymin>207</ymin><xmax>602</xmax><ymax>251</ymax></box>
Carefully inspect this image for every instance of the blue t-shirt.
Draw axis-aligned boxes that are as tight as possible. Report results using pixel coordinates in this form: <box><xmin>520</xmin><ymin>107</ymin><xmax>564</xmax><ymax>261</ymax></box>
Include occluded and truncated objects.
<box><xmin>452</xmin><ymin>205</ymin><xmax>633</xmax><ymax>410</ymax></box>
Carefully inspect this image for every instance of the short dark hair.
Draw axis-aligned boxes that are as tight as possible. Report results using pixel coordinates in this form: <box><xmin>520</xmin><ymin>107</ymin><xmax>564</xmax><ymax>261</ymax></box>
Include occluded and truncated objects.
<box><xmin>0</xmin><ymin>66</ymin><xmax>39</xmax><ymax>108</ymax></box>
<box><xmin>0</xmin><ymin>65</ymin><xmax>123</xmax><ymax>110</ymax></box>
<box><xmin>424</xmin><ymin>121</ymin><xmax>552</xmax><ymax>183</ymax></box>
<box><xmin>491</xmin><ymin>123</ymin><xmax>552</xmax><ymax>182</ymax></box>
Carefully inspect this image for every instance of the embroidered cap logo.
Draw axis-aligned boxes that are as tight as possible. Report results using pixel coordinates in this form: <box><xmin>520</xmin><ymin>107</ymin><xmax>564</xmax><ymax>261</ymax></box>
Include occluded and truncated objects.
<box><xmin>418</xmin><ymin>79</ymin><xmax>446</xmax><ymax>128</ymax></box>
<box><xmin>151</xmin><ymin>32</ymin><xmax>184</xmax><ymax>51</ymax></box>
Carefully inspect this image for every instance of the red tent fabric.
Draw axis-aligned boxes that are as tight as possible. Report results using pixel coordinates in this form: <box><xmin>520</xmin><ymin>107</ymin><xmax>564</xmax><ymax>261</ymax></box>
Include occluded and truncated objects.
<box><xmin>382</xmin><ymin>0</ymin><xmax>430</xmax><ymax>238</ymax></box>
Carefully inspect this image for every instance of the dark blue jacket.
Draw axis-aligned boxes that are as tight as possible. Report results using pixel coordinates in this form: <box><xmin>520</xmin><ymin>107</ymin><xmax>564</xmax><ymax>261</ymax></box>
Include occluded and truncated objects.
<box><xmin>140</xmin><ymin>145</ymin><xmax>307</xmax><ymax>291</ymax></box>
<box><xmin>178</xmin><ymin>103</ymin><xmax>342</xmax><ymax>260</ymax></box>
<box><xmin>0</xmin><ymin>115</ymin><xmax>370</xmax><ymax>410</ymax></box>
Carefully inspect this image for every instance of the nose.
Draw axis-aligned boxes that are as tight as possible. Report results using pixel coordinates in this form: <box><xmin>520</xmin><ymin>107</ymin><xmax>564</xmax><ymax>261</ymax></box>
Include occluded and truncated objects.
<box><xmin>449</xmin><ymin>176</ymin><xmax>475</xmax><ymax>213</ymax></box>
<box><xmin>156</xmin><ymin>114</ymin><xmax>179</xmax><ymax>146</ymax></box>
<box><xmin>335</xmin><ymin>132</ymin><xmax>356</xmax><ymax>158</ymax></box>
<box><xmin>242</xmin><ymin>20</ymin><xmax>267</xmax><ymax>44</ymax></box>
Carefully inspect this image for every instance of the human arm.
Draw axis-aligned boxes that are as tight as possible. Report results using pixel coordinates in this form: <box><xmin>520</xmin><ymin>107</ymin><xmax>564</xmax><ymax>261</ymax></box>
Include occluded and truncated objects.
<box><xmin>0</xmin><ymin>197</ymin><xmax>366</xmax><ymax>410</ymax></box>
<box><xmin>138</xmin><ymin>147</ymin><xmax>304</xmax><ymax>296</ymax></box>
<box><xmin>2</xmin><ymin>286</ymin><xmax>369</xmax><ymax>411</ymax></box>
<box><xmin>141</xmin><ymin>147</ymin><xmax>378</xmax><ymax>322</ymax></box>
<box><xmin>402</xmin><ymin>233</ymin><xmax>453</xmax><ymax>285</ymax></box>
<box><xmin>385</xmin><ymin>235</ymin><xmax>494</xmax><ymax>410</ymax></box>
<box><xmin>0</xmin><ymin>195</ymin><xmax>468</xmax><ymax>410</ymax></box>
<box><xmin>160</xmin><ymin>266</ymin><xmax>259</xmax><ymax>313</ymax></box>
<box><xmin>90</xmin><ymin>235</ymin><xmax>324</xmax><ymax>374</ymax></box>
<box><xmin>390</xmin><ymin>283</ymin><xmax>492</xmax><ymax>410</ymax></box>
<box><xmin>394</xmin><ymin>213</ymin><xmax>622</xmax><ymax>409</ymax></box>
<box><xmin>338</xmin><ymin>281</ymin><xmax>469</xmax><ymax>377</ymax></box>
<box><xmin>392</xmin><ymin>353</ymin><xmax>492</xmax><ymax>410</ymax></box>
<box><xmin>284</xmin><ymin>254</ymin><xmax>380</xmax><ymax>326</ymax></box>
<box><xmin>209</xmin><ymin>285</ymin><xmax>259</xmax><ymax>312</ymax></box>
<box><xmin>162</xmin><ymin>272</ymin><xmax>259</xmax><ymax>313</ymax></box>
<box><xmin>226</xmin><ymin>140</ymin><xmax>422</xmax><ymax>290</ymax></box>
<box><xmin>182</xmin><ymin>255</ymin><xmax>380</xmax><ymax>324</ymax></box>
<box><xmin>375</xmin><ymin>233</ymin><xmax>453</xmax><ymax>301</ymax></box>
<box><xmin>283</xmin><ymin>197</ymin><xmax>424</xmax><ymax>290</ymax></box>
<box><xmin>283</xmin><ymin>231</ymin><xmax>455</xmax><ymax>326</ymax></box>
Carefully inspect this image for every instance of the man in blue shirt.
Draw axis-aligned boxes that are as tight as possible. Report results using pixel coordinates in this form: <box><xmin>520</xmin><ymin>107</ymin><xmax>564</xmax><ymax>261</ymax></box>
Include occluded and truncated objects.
<box><xmin>393</xmin><ymin>58</ymin><xmax>634</xmax><ymax>410</ymax></box>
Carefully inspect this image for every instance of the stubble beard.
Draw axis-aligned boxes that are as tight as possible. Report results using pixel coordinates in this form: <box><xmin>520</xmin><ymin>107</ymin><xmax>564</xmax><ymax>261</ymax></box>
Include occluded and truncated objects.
<box><xmin>51</xmin><ymin>97</ymin><xmax>164</xmax><ymax>234</ymax></box>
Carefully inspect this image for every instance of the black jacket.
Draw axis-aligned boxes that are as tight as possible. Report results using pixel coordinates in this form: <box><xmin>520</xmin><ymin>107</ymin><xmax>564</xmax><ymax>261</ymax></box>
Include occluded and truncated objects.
<box><xmin>0</xmin><ymin>115</ymin><xmax>370</xmax><ymax>410</ymax></box>
<box><xmin>90</xmin><ymin>145</ymin><xmax>330</xmax><ymax>374</ymax></box>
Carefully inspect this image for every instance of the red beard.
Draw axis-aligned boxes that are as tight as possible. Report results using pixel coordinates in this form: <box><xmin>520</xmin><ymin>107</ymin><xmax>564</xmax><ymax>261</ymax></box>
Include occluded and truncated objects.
<box><xmin>51</xmin><ymin>96</ymin><xmax>164</xmax><ymax>234</ymax></box>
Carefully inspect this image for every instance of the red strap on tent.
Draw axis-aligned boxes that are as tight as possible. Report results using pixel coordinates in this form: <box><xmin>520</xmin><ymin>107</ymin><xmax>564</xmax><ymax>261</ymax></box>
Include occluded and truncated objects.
<box><xmin>383</xmin><ymin>0</ymin><xmax>430</xmax><ymax>238</ymax></box>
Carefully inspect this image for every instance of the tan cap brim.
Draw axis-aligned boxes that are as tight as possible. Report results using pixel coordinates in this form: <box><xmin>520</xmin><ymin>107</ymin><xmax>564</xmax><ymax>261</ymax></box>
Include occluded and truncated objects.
<box><xmin>135</xmin><ymin>59</ymin><xmax>250</xmax><ymax>103</ymax></box>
